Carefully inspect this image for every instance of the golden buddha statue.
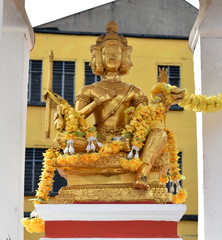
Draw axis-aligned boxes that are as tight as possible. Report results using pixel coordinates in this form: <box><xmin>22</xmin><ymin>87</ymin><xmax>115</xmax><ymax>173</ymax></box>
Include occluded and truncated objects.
<box><xmin>46</xmin><ymin>21</ymin><xmax>184</xmax><ymax>203</ymax></box>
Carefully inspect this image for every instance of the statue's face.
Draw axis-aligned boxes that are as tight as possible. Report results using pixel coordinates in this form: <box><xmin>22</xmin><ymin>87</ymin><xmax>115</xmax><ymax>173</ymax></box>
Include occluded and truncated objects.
<box><xmin>101</xmin><ymin>41</ymin><xmax>122</xmax><ymax>72</ymax></box>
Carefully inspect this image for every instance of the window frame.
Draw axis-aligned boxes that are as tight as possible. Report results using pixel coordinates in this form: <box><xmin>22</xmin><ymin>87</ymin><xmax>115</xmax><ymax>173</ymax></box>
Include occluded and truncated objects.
<box><xmin>52</xmin><ymin>60</ymin><xmax>75</xmax><ymax>105</ymax></box>
<box><xmin>28</xmin><ymin>59</ymin><xmax>45</xmax><ymax>106</ymax></box>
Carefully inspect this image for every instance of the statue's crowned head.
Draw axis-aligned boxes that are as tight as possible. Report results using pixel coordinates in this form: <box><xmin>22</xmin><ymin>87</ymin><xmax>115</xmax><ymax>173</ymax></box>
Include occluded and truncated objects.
<box><xmin>90</xmin><ymin>21</ymin><xmax>133</xmax><ymax>76</ymax></box>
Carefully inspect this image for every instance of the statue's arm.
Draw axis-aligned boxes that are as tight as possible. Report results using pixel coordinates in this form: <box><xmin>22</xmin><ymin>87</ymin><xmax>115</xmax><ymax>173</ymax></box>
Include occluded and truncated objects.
<box><xmin>75</xmin><ymin>97</ymin><xmax>97</xmax><ymax>118</ymax></box>
<box><xmin>132</xmin><ymin>87</ymin><xmax>148</xmax><ymax>107</ymax></box>
<box><xmin>74</xmin><ymin>86</ymin><xmax>116</xmax><ymax>118</ymax></box>
<box><xmin>74</xmin><ymin>86</ymin><xmax>95</xmax><ymax>118</ymax></box>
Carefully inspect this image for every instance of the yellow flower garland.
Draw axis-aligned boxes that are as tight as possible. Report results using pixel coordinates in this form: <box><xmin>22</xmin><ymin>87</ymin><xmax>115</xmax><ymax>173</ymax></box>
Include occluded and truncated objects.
<box><xmin>120</xmin><ymin>102</ymin><xmax>167</xmax><ymax>172</ymax></box>
<box><xmin>59</xmin><ymin>101</ymin><xmax>97</xmax><ymax>139</ymax></box>
<box><xmin>151</xmin><ymin>82</ymin><xmax>176</xmax><ymax>105</ymax></box>
<box><xmin>21</xmin><ymin>217</ymin><xmax>44</xmax><ymax>233</ymax></box>
<box><xmin>56</xmin><ymin>141</ymin><xmax>123</xmax><ymax>166</ymax></box>
<box><xmin>99</xmin><ymin>141</ymin><xmax>123</xmax><ymax>156</ymax></box>
<box><xmin>152</xmin><ymin>82</ymin><xmax>222</xmax><ymax>113</ymax></box>
<box><xmin>163</xmin><ymin>129</ymin><xmax>187</xmax><ymax>204</ymax></box>
<box><xmin>123</xmin><ymin>103</ymin><xmax>167</xmax><ymax>149</ymax></box>
<box><xmin>34</xmin><ymin>148</ymin><xmax>59</xmax><ymax>204</ymax></box>
<box><xmin>120</xmin><ymin>158</ymin><xmax>143</xmax><ymax>172</ymax></box>
<box><xmin>179</xmin><ymin>92</ymin><xmax>222</xmax><ymax>113</ymax></box>
<box><xmin>57</xmin><ymin>152</ymin><xmax>100</xmax><ymax>165</ymax></box>
<box><xmin>173</xmin><ymin>188</ymin><xmax>188</xmax><ymax>204</ymax></box>
<box><xmin>22</xmin><ymin>148</ymin><xmax>58</xmax><ymax>233</ymax></box>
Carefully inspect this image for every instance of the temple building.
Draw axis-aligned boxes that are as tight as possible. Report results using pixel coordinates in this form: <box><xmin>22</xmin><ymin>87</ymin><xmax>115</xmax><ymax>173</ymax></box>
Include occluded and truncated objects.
<box><xmin>24</xmin><ymin>1</ymin><xmax>198</xmax><ymax>240</ymax></box>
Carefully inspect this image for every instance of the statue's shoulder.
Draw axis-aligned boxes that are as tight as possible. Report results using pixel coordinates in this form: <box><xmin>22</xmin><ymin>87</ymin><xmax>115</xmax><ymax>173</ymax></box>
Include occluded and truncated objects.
<box><xmin>130</xmin><ymin>84</ymin><xmax>145</xmax><ymax>95</ymax></box>
<box><xmin>75</xmin><ymin>85</ymin><xmax>94</xmax><ymax>103</ymax></box>
<box><xmin>78</xmin><ymin>84</ymin><xmax>94</xmax><ymax>94</ymax></box>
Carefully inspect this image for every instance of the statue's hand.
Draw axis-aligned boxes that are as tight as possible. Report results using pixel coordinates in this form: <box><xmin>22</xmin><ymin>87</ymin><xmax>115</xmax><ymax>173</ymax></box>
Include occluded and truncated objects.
<box><xmin>43</xmin><ymin>88</ymin><xmax>64</xmax><ymax>107</ymax></box>
<box><xmin>169</xmin><ymin>87</ymin><xmax>185</xmax><ymax>105</ymax></box>
<box><xmin>54</xmin><ymin>105</ymin><xmax>65</xmax><ymax>131</ymax></box>
<box><xmin>98</xmin><ymin>90</ymin><xmax>117</xmax><ymax>103</ymax></box>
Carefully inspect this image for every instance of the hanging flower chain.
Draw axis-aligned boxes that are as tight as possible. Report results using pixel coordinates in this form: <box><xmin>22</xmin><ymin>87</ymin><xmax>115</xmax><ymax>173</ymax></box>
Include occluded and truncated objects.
<box><xmin>122</xmin><ymin>103</ymin><xmax>167</xmax><ymax>149</ymax></box>
<box><xmin>120</xmin><ymin>102</ymin><xmax>167</xmax><ymax>172</ymax></box>
<box><xmin>162</xmin><ymin>129</ymin><xmax>187</xmax><ymax>204</ymax></box>
<box><xmin>179</xmin><ymin>92</ymin><xmax>222</xmax><ymax>113</ymax></box>
<box><xmin>22</xmin><ymin>148</ymin><xmax>58</xmax><ymax>233</ymax></box>
<box><xmin>21</xmin><ymin>216</ymin><xmax>45</xmax><ymax>233</ymax></box>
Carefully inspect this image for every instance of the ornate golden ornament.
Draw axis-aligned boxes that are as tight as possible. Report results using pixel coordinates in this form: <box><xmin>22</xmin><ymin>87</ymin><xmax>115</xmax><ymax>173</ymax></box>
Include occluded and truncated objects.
<box><xmin>54</xmin><ymin>184</ymin><xmax>172</xmax><ymax>204</ymax></box>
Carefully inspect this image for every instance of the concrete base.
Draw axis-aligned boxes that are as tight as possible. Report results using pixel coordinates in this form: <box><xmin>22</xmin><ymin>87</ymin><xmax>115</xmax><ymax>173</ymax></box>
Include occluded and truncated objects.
<box><xmin>36</xmin><ymin>203</ymin><xmax>186</xmax><ymax>239</ymax></box>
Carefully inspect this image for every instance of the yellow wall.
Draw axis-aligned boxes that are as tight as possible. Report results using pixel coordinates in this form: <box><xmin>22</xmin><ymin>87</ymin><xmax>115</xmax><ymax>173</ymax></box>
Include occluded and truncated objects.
<box><xmin>25</xmin><ymin>32</ymin><xmax>197</xmax><ymax>240</ymax></box>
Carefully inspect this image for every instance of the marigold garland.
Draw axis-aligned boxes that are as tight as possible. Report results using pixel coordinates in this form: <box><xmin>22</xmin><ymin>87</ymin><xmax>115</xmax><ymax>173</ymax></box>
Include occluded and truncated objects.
<box><xmin>99</xmin><ymin>141</ymin><xmax>123</xmax><ymax>156</ymax></box>
<box><xmin>34</xmin><ymin>148</ymin><xmax>59</xmax><ymax>204</ymax></box>
<box><xmin>163</xmin><ymin>129</ymin><xmax>187</xmax><ymax>204</ymax></box>
<box><xmin>57</xmin><ymin>152</ymin><xmax>100</xmax><ymax>165</ymax></box>
<box><xmin>59</xmin><ymin>101</ymin><xmax>97</xmax><ymax>139</ymax></box>
<box><xmin>151</xmin><ymin>82</ymin><xmax>176</xmax><ymax>105</ymax></box>
<box><xmin>21</xmin><ymin>217</ymin><xmax>45</xmax><ymax>233</ymax></box>
<box><xmin>120</xmin><ymin>158</ymin><xmax>143</xmax><ymax>172</ymax></box>
<box><xmin>123</xmin><ymin>103</ymin><xmax>167</xmax><ymax>149</ymax></box>
<box><xmin>152</xmin><ymin>82</ymin><xmax>222</xmax><ymax>113</ymax></box>
<box><xmin>22</xmin><ymin>148</ymin><xmax>59</xmax><ymax>233</ymax></box>
<box><xmin>179</xmin><ymin>92</ymin><xmax>222</xmax><ymax>113</ymax></box>
<box><xmin>173</xmin><ymin>188</ymin><xmax>188</xmax><ymax>204</ymax></box>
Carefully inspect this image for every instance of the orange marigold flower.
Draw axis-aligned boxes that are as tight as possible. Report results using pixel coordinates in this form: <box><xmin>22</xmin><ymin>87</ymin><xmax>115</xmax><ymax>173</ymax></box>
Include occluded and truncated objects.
<box><xmin>159</xmin><ymin>176</ymin><xmax>169</xmax><ymax>184</ymax></box>
<box><xmin>80</xmin><ymin>154</ymin><xmax>90</xmax><ymax>164</ymax></box>
<box><xmin>67</xmin><ymin>155</ymin><xmax>79</xmax><ymax>165</ymax></box>
<box><xmin>89</xmin><ymin>153</ymin><xmax>100</xmax><ymax>162</ymax></box>
<box><xmin>120</xmin><ymin>158</ymin><xmax>143</xmax><ymax>172</ymax></box>
<box><xmin>172</xmin><ymin>188</ymin><xmax>187</xmax><ymax>204</ymax></box>
<box><xmin>57</xmin><ymin>155</ymin><xmax>68</xmax><ymax>165</ymax></box>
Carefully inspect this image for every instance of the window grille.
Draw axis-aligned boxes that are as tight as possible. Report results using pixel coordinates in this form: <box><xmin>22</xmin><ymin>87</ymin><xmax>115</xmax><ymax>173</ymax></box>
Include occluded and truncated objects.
<box><xmin>53</xmin><ymin>61</ymin><xmax>75</xmax><ymax>105</ymax></box>
<box><xmin>24</xmin><ymin>148</ymin><xmax>67</xmax><ymax>195</ymax></box>
<box><xmin>158</xmin><ymin>65</ymin><xmax>180</xmax><ymax>87</ymax></box>
<box><xmin>28</xmin><ymin>60</ymin><xmax>43</xmax><ymax>105</ymax></box>
<box><xmin>84</xmin><ymin>62</ymin><xmax>100</xmax><ymax>85</ymax></box>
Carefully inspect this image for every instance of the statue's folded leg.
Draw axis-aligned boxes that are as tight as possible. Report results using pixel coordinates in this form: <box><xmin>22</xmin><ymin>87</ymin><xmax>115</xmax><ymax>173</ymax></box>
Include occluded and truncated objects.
<box><xmin>134</xmin><ymin>128</ymin><xmax>167</xmax><ymax>189</ymax></box>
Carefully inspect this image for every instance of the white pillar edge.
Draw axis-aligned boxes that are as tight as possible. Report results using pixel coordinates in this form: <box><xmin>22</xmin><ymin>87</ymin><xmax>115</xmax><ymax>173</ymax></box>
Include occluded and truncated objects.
<box><xmin>4</xmin><ymin>0</ymin><xmax>34</xmax><ymax>47</ymax></box>
<box><xmin>0</xmin><ymin>0</ymin><xmax>33</xmax><ymax>239</ymax></box>
<box><xmin>189</xmin><ymin>0</ymin><xmax>212</xmax><ymax>51</ymax></box>
<box><xmin>36</xmin><ymin>204</ymin><xmax>186</xmax><ymax>222</ymax></box>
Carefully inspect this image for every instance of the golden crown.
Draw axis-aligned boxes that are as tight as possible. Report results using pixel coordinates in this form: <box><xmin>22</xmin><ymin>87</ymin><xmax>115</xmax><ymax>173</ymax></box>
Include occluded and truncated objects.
<box><xmin>92</xmin><ymin>21</ymin><xmax>128</xmax><ymax>48</ymax></box>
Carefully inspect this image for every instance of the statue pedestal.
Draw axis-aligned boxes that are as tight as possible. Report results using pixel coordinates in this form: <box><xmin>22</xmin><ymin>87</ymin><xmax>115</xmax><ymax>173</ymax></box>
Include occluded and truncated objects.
<box><xmin>36</xmin><ymin>203</ymin><xmax>186</xmax><ymax>240</ymax></box>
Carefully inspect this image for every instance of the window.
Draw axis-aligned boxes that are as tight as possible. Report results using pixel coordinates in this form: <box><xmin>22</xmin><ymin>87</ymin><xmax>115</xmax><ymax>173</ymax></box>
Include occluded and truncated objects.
<box><xmin>28</xmin><ymin>60</ymin><xmax>43</xmax><ymax>105</ymax></box>
<box><xmin>85</xmin><ymin>62</ymin><xmax>100</xmax><ymax>85</ymax></box>
<box><xmin>158</xmin><ymin>65</ymin><xmax>180</xmax><ymax>87</ymax></box>
<box><xmin>158</xmin><ymin>65</ymin><xmax>183</xmax><ymax>111</ymax></box>
<box><xmin>24</xmin><ymin>148</ymin><xmax>67</xmax><ymax>195</ymax></box>
<box><xmin>53</xmin><ymin>61</ymin><xmax>75</xmax><ymax>105</ymax></box>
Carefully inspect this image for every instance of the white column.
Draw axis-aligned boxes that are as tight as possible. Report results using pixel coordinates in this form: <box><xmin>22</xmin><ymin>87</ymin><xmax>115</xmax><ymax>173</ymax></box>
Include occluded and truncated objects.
<box><xmin>190</xmin><ymin>0</ymin><xmax>222</xmax><ymax>239</ymax></box>
<box><xmin>0</xmin><ymin>0</ymin><xmax>33</xmax><ymax>239</ymax></box>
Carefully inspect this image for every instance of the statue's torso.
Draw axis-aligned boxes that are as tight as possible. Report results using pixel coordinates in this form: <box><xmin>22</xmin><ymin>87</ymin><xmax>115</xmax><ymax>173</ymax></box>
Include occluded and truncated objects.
<box><xmin>91</xmin><ymin>81</ymin><xmax>135</xmax><ymax>129</ymax></box>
